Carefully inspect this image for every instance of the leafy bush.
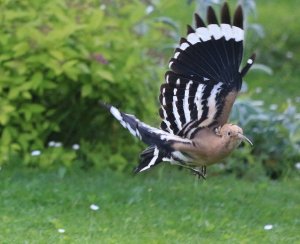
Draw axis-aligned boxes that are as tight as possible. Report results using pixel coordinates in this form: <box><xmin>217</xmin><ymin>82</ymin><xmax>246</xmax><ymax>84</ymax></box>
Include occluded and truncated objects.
<box><xmin>0</xmin><ymin>0</ymin><xmax>173</xmax><ymax>169</ymax></box>
<box><xmin>229</xmin><ymin>99</ymin><xmax>300</xmax><ymax>179</ymax></box>
<box><xmin>1</xmin><ymin>0</ymin><xmax>299</xmax><ymax>179</ymax></box>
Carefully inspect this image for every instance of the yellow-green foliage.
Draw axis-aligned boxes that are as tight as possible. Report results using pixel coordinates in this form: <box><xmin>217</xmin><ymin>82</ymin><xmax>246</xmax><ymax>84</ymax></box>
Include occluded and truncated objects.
<box><xmin>0</xmin><ymin>0</ymin><xmax>175</xmax><ymax>168</ymax></box>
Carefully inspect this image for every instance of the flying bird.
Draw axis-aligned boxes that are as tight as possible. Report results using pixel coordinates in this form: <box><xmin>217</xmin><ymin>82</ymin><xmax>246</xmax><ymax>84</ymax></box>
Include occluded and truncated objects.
<box><xmin>101</xmin><ymin>2</ymin><xmax>255</xmax><ymax>178</ymax></box>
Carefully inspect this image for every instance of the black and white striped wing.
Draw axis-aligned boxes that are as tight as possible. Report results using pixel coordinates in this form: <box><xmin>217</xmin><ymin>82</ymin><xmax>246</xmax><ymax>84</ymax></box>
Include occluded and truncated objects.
<box><xmin>159</xmin><ymin>3</ymin><xmax>255</xmax><ymax>137</ymax></box>
<box><xmin>160</xmin><ymin>72</ymin><xmax>228</xmax><ymax>138</ymax></box>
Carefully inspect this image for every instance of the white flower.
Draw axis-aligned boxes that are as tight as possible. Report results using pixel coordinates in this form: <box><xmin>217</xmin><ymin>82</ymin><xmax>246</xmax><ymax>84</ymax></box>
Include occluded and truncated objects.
<box><xmin>269</xmin><ymin>104</ymin><xmax>278</xmax><ymax>111</ymax></box>
<box><xmin>286</xmin><ymin>51</ymin><xmax>293</xmax><ymax>59</ymax></box>
<box><xmin>264</xmin><ymin>224</ymin><xmax>273</xmax><ymax>230</ymax></box>
<box><xmin>252</xmin><ymin>100</ymin><xmax>264</xmax><ymax>106</ymax></box>
<box><xmin>295</xmin><ymin>162</ymin><xmax>300</xmax><ymax>170</ymax></box>
<box><xmin>255</xmin><ymin>87</ymin><xmax>262</xmax><ymax>94</ymax></box>
<box><xmin>218</xmin><ymin>163</ymin><xmax>225</xmax><ymax>170</ymax></box>
<box><xmin>54</xmin><ymin>142</ymin><xmax>63</xmax><ymax>148</ymax></box>
<box><xmin>145</xmin><ymin>5</ymin><xmax>154</xmax><ymax>15</ymax></box>
<box><xmin>58</xmin><ymin>228</ymin><xmax>65</xmax><ymax>233</ymax></box>
<box><xmin>100</xmin><ymin>4</ymin><xmax>106</xmax><ymax>10</ymax></box>
<box><xmin>90</xmin><ymin>204</ymin><xmax>100</xmax><ymax>211</ymax></box>
<box><xmin>48</xmin><ymin>141</ymin><xmax>55</xmax><ymax>147</ymax></box>
<box><xmin>72</xmin><ymin>144</ymin><xmax>80</xmax><ymax>150</ymax></box>
<box><xmin>48</xmin><ymin>141</ymin><xmax>63</xmax><ymax>148</ymax></box>
<box><xmin>31</xmin><ymin>150</ymin><xmax>41</xmax><ymax>156</ymax></box>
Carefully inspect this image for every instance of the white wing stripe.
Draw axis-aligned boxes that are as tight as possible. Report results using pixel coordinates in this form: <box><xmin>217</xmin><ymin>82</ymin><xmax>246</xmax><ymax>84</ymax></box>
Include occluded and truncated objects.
<box><xmin>139</xmin><ymin>147</ymin><xmax>159</xmax><ymax>172</ymax></box>
<box><xmin>187</xmin><ymin>32</ymin><xmax>200</xmax><ymax>44</ymax></box>
<box><xmin>172</xmin><ymin>89</ymin><xmax>182</xmax><ymax>128</ymax></box>
<box><xmin>220</xmin><ymin>24</ymin><xmax>233</xmax><ymax>41</ymax></box>
<box><xmin>166</xmin><ymin>74</ymin><xmax>170</xmax><ymax>83</ymax></box>
<box><xmin>194</xmin><ymin>84</ymin><xmax>205</xmax><ymax>119</ymax></box>
<box><xmin>187</xmin><ymin>25</ymin><xmax>243</xmax><ymax>44</ymax></box>
<box><xmin>200</xmin><ymin>82</ymin><xmax>223</xmax><ymax>127</ymax></box>
<box><xmin>174</xmin><ymin>52</ymin><xmax>180</xmax><ymax>59</ymax></box>
<box><xmin>161</xmin><ymin>107</ymin><xmax>172</xmax><ymax>132</ymax></box>
<box><xmin>172</xmin><ymin>151</ymin><xmax>192</xmax><ymax>162</ymax></box>
<box><xmin>180</xmin><ymin>42</ymin><xmax>189</xmax><ymax>50</ymax></box>
<box><xmin>208</xmin><ymin>24</ymin><xmax>223</xmax><ymax>40</ymax></box>
<box><xmin>232</xmin><ymin>26</ymin><xmax>244</xmax><ymax>41</ymax></box>
<box><xmin>110</xmin><ymin>106</ymin><xmax>130</xmax><ymax>129</ymax></box>
<box><xmin>196</xmin><ymin>27</ymin><xmax>211</xmax><ymax>42</ymax></box>
<box><xmin>110</xmin><ymin>106</ymin><xmax>122</xmax><ymax>120</ymax></box>
<box><xmin>183</xmin><ymin>81</ymin><xmax>193</xmax><ymax>122</ymax></box>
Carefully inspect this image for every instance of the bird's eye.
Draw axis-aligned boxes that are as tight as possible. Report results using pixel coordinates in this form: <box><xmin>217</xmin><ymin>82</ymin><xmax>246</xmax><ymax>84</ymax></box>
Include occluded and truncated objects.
<box><xmin>227</xmin><ymin>132</ymin><xmax>231</xmax><ymax>136</ymax></box>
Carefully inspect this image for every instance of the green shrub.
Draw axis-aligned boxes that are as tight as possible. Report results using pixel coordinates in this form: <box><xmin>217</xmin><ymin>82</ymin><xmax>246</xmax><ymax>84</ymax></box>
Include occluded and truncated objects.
<box><xmin>229</xmin><ymin>99</ymin><xmax>300</xmax><ymax>179</ymax></box>
<box><xmin>1</xmin><ymin>0</ymin><xmax>299</xmax><ymax>179</ymax></box>
<box><xmin>0</xmin><ymin>0</ymin><xmax>175</xmax><ymax>168</ymax></box>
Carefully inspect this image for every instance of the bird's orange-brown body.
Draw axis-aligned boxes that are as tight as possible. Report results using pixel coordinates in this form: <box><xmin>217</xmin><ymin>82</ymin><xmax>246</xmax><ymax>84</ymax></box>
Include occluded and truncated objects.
<box><xmin>173</xmin><ymin>124</ymin><xmax>249</xmax><ymax>166</ymax></box>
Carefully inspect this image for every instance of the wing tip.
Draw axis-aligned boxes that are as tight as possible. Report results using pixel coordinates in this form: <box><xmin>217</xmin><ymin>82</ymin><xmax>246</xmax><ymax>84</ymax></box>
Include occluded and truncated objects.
<box><xmin>194</xmin><ymin>13</ymin><xmax>205</xmax><ymax>28</ymax></box>
<box><xmin>133</xmin><ymin>167</ymin><xmax>142</xmax><ymax>174</ymax></box>
<box><xmin>207</xmin><ymin>6</ymin><xmax>218</xmax><ymax>25</ymax></box>
<box><xmin>99</xmin><ymin>100</ymin><xmax>111</xmax><ymax>110</ymax></box>
<box><xmin>240</xmin><ymin>53</ymin><xmax>256</xmax><ymax>77</ymax></box>
<box><xmin>221</xmin><ymin>2</ymin><xmax>231</xmax><ymax>24</ymax></box>
<box><xmin>250</xmin><ymin>53</ymin><xmax>256</xmax><ymax>61</ymax></box>
<box><xmin>233</xmin><ymin>5</ymin><xmax>243</xmax><ymax>29</ymax></box>
<box><xmin>186</xmin><ymin>24</ymin><xmax>194</xmax><ymax>34</ymax></box>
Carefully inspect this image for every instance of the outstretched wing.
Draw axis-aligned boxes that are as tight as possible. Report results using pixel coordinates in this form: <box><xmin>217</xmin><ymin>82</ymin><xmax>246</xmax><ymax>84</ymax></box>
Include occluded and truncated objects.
<box><xmin>159</xmin><ymin>3</ymin><xmax>255</xmax><ymax>137</ymax></box>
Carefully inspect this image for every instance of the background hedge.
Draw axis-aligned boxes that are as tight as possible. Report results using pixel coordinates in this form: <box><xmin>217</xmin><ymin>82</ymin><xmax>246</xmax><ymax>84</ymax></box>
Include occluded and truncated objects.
<box><xmin>0</xmin><ymin>0</ymin><xmax>299</xmax><ymax>178</ymax></box>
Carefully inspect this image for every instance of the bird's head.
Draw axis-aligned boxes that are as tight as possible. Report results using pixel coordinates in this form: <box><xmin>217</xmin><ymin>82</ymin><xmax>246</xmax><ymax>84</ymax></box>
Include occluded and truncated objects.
<box><xmin>215</xmin><ymin>124</ymin><xmax>253</xmax><ymax>149</ymax></box>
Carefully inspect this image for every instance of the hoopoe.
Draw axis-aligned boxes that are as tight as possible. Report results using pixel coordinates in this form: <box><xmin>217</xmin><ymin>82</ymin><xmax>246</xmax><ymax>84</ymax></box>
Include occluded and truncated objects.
<box><xmin>102</xmin><ymin>3</ymin><xmax>255</xmax><ymax>178</ymax></box>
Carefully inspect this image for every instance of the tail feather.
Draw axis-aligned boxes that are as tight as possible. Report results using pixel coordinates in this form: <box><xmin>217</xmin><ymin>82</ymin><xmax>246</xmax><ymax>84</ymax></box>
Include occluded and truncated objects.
<box><xmin>134</xmin><ymin>146</ymin><xmax>164</xmax><ymax>173</ymax></box>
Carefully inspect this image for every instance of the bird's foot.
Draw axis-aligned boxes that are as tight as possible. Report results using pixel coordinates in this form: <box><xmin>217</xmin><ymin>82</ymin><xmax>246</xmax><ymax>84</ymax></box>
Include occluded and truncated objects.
<box><xmin>191</xmin><ymin>166</ymin><xmax>206</xmax><ymax>180</ymax></box>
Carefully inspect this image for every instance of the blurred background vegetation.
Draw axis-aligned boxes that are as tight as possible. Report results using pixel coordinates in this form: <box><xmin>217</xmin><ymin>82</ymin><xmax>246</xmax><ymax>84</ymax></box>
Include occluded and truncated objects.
<box><xmin>0</xmin><ymin>0</ymin><xmax>299</xmax><ymax>179</ymax></box>
<box><xmin>1</xmin><ymin>1</ymin><xmax>299</xmax><ymax>242</ymax></box>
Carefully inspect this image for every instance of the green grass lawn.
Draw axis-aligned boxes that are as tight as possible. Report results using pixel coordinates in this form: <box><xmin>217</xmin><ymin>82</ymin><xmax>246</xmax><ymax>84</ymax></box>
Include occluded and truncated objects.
<box><xmin>0</xmin><ymin>166</ymin><xmax>299</xmax><ymax>243</ymax></box>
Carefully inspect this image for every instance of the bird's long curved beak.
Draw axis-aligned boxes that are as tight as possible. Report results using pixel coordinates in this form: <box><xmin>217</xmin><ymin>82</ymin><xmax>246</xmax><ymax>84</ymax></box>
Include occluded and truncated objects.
<box><xmin>238</xmin><ymin>133</ymin><xmax>253</xmax><ymax>146</ymax></box>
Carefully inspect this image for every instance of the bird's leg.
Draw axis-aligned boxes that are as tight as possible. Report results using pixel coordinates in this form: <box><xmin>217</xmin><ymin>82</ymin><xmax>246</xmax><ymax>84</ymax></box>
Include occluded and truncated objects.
<box><xmin>190</xmin><ymin>166</ymin><xmax>206</xmax><ymax>180</ymax></box>
<box><xmin>173</xmin><ymin>163</ymin><xmax>206</xmax><ymax>179</ymax></box>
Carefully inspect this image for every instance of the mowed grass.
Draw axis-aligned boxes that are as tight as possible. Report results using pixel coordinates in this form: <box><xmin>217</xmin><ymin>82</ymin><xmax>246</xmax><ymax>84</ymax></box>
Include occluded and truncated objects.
<box><xmin>0</xmin><ymin>166</ymin><xmax>299</xmax><ymax>243</ymax></box>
